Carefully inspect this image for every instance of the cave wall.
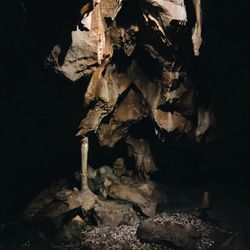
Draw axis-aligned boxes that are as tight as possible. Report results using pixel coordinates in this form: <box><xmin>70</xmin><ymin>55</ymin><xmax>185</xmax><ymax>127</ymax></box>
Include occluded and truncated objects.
<box><xmin>46</xmin><ymin>0</ymin><xmax>210</xmax><ymax>179</ymax></box>
<box><xmin>1</xmin><ymin>0</ymin><xmax>250</xmax><ymax>218</ymax></box>
<box><xmin>0</xmin><ymin>0</ymin><xmax>89</xmax><ymax>218</ymax></box>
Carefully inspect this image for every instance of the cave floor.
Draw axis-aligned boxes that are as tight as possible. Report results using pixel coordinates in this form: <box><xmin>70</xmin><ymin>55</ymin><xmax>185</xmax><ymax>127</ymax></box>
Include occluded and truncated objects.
<box><xmin>1</xmin><ymin>181</ymin><xmax>250</xmax><ymax>250</ymax></box>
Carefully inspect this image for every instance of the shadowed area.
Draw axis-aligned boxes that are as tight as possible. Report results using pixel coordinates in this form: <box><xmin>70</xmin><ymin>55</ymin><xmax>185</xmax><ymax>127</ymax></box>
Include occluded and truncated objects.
<box><xmin>0</xmin><ymin>0</ymin><xmax>250</xmax><ymax>249</ymax></box>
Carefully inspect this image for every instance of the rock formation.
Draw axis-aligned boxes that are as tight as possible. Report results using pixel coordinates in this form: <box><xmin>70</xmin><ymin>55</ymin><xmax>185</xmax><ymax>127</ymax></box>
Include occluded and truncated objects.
<box><xmin>47</xmin><ymin>0</ymin><xmax>213</xmax><ymax>178</ymax></box>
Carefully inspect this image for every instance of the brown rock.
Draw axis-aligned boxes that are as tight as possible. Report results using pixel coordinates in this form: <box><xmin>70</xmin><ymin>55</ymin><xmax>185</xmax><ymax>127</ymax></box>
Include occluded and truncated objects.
<box><xmin>93</xmin><ymin>200</ymin><xmax>139</xmax><ymax>226</ymax></box>
<box><xmin>137</xmin><ymin>220</ymin><xmax>201</xmax><ymax>249</ymax></box>
<box><xmin>113</xmin><ymin>158</ymin><xmax>126</xmax><ymax>177</ymax></box>
<box><xmin>108</xmin><ymin>183</ymin><xmax>157</xmax><ymax>217</ymax></box>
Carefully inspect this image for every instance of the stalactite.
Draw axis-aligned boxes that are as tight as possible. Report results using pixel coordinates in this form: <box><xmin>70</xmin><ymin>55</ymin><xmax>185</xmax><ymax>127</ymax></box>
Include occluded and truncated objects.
<box><xmin>192</xmin><ymin>0</ymin><xmax>203</xmax><ymax>56</ymax></box>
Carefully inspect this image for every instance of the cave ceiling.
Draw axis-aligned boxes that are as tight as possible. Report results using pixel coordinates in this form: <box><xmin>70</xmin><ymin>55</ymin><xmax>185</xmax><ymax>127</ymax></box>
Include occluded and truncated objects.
<box><xmin>47</xmin><ymin>0</ymin><xmax>214</xmax><ymax>157</ymax></box>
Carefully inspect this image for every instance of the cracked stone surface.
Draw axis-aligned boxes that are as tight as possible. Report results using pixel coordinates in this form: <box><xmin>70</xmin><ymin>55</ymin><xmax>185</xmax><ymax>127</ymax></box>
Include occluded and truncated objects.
<box><xmin>47</xmin><ymin>0</ymin><xmax>214</xmax><ymax>165</ymax></box>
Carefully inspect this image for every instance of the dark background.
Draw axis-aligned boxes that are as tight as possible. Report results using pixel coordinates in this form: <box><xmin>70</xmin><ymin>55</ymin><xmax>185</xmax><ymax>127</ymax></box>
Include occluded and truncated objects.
<box><xmin>1</xmin><ymin>0</ymin><xmax>250</xmax><ymax>220</ymax></box>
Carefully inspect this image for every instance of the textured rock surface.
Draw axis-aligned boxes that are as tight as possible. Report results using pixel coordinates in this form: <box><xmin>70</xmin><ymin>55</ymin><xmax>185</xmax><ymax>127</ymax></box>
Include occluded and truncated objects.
<box><xmin>4</xmin><ymin>180</ymin><xmax>249</xmax><ymax>250</ymax></box>
<box><xmin>126</xmin><ymin>137</ymin><xmax>158</xmax><ymax>175</ymax></box>
<box><xmin>47</xmin><ymin>1</ymin><xmax>115</xmax><ymax>81</ymax></box>
<box><xmin>137</xmin><ymin>220</ymin><xmax>201</xmax><ymax>249</ymax></box>
<box><xmin>47</xmin><ymin>0</ymin><xmax>213</xmax><ymax>162</ymax></box>
<box><xmin>108</xmin><ymin>181</ymin><xmax>159</xmax><ymax>217</ymax></box>
<box><xmin>93</xmin><ymin>200</ymin><xmax>140</xmax><ymax>226</ymax></box>
<box><xmin>22</xmin><ymin>171</ymin><xmax>166</xmax><ymax>224</ymax></box>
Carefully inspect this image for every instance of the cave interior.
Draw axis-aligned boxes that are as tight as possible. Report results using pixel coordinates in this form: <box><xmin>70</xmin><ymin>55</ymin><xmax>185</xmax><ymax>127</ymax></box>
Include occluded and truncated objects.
<box><xmin>1</xmin><ymin>0</ymin><xmax>250</xmax><ymax>249</ymax></box>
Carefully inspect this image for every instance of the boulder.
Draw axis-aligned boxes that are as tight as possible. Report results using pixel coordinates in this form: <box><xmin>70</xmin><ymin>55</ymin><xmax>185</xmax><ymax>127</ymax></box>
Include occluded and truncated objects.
<box><xmin>93</xmin><ymin>200</ymin><xmax>139</xmax><ymax>226</ymax></box>
<box><xmin>108</xmin><ymin>183</ymin><xmax>157</xmax><ymax>217</ymax></box>
<box><xmin>137</xmin><ymin>220</ymin><xmax>201</xmax><ymax>249</ymax></box>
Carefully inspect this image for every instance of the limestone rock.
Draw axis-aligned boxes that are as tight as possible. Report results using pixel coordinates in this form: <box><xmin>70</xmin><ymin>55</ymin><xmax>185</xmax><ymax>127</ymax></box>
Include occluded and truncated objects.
<box><xmin>68</xmin><ymin>188</ymin><xmax>98</xmax><ymax>212</ymax></box>
<box><xmin>22</xmin><ymin>179</ymin><xmax>73</xmax><ymax>220</ymax></box>
<box><xmin>53</xmin><ymin>226</ymin><xmax>73</xmax><ymax>243</ymax></box>
<box><xmin>77</xmin><ymin>61</ymin><xmax>137</xmax><ymax>138</ymax></box>
<box><xmin>96</xmin><ymin>88</ymin><xmax>148</xmax><ymax>147</ymax></box>
<box><xmin>137</xmin><ymin>220</ymin><xmax>201</xmax><ymax>249</ymax></box>
<box><xmin>93</xmin><ymin>200</ymin><xmax>139</xmax><ymax>226</ymax></box>
<box><xmin>154</xmin><ymin>109</ymin><xmax>192</xmax><ymax>134</ymax></box>
<box><xmin>94</xmin><ymin>165</ymin><xmax>118</xmax><ymax>198</ymax></box>
<box><xmin>126</xmin><ymin>137</ymin><xmax>158</xmax><ymax>175</ymax></box>
<box><xmin>192</xmin><ymin>0</ymin><xmax>203</xmax><ymax>56</ymax></box>
<box><xmin>108</xmin><ymin>183</ymin><xmax>157</xmax><ymax>217</ymax></box>
<box><xmin>47</xmin><ymin>0</ymin><xmax>118</xmax><ymax>81</ymax></box>
<box><xmin>113</xmin><ymin>158</ymin><xmax>126</xmax><ymax>177</ymax></box>
<box><xmin>47</xmin><ymin>0</ymin><xmax>213</xmax><ymax>158</ymax></box>
<box><xmin>70</xmin><ymin>215</ymin><xmax>85</xmax><ymax>227</ymax></box>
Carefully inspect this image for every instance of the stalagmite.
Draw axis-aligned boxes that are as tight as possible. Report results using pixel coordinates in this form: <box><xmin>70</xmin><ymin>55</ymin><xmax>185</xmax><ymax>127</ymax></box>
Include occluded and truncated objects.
<box><xmin>81</xmin><ymin>136</ymin><xmax>89</xmax><ymax>191</ymax></box>
<box><xmin>66</xmin><ymin>135</ymin><xmax>98</xmax><ymax>213</ymax></box>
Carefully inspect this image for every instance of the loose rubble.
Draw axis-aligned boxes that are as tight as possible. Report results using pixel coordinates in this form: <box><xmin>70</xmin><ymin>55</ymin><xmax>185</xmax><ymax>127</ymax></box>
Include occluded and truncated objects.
<box><xmin>80</xmin><ymin>212</ymin><xmax>224</xmax><ymax>250</ymax></box>
<box><xmin>1</xmin><ymin>179</ymin><xmax>247</xmax><ymax>250</ymax></box>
